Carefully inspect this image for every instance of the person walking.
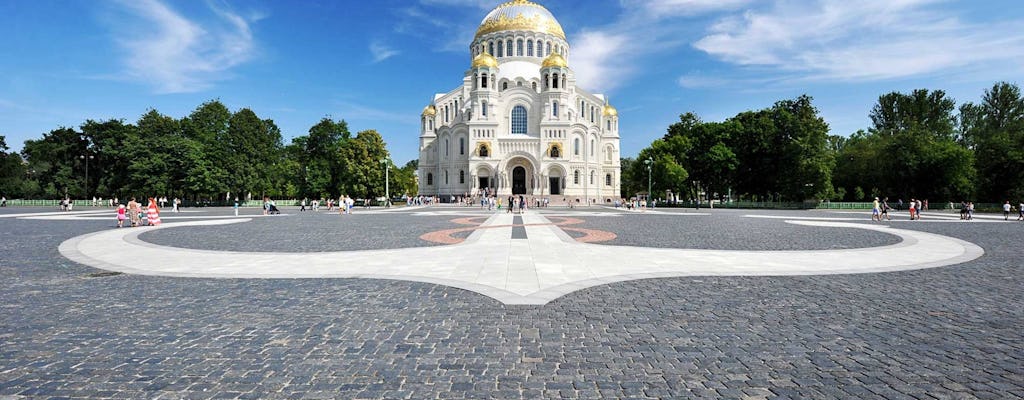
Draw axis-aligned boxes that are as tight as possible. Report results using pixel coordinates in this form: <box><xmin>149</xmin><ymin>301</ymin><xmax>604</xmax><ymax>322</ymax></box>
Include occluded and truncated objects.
<box><xmin>127</xmin><ymin>197</ymin><xmax>141</xmax><ymax>227</ymax></box>
<box><xmin>146</xmin><ymin>197</ymin><xmax>162</xmax><ymax>226</ymax></box>
<box><xmin>872</xmin><ymin>197</ymin><xmax>881</xmax><ymax>222</ymax></box>
<box><xmin>116</xmin><ymin>204</ymin><xmax>126</xmax><ymax>228</ymax></box>
<box><xmin>1018</xmin><ymin>201</ymin><xmax>1024</xmax><ymax>221</ymax></box>
<box><xmin>1003</xmin><ymin>201</ymin><xmax>1012</xmax><ymax>220</ymax></box>
<box><xmin>881</xmin><ymin>197</ymin><xmax>892</xmax><ymax>221</ymax></box>
<box><xmin>233</xmin><ymin>197</ymin><xmax>239</xmax><ymax>216</ymax></box>
<box><xmin>300</xmin><ymin>198</ymin><xmax>307</xmax><ymax>212</ymax></box>
<box><xmin>908</xmin><ymin>198</ymin><xmax>917</xmax><ymax>220</ymax></box>
<box><xmin>915</xmin><ymin>199</ymin><xmax>923</xmax><ymax>220</ymax></box>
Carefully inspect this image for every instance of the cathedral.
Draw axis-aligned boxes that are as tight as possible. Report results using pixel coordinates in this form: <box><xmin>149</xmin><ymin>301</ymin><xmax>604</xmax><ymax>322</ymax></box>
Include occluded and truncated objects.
<box><xmin>417</xmin><ymin>0</ymin><xmax>621</xmax><ymax>203</ymax></box>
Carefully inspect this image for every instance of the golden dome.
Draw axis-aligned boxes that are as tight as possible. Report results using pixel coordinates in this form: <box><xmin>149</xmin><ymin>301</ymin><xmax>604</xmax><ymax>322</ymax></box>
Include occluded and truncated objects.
<box><xmin>603</xmin><ymin>104</ymin><xmax>618</xmax><ymax>117</ymax></box>
<box><xmin>475</xmin><ymin>0</ymin><xmax>565</xmax><ymax>40</ymax></box>
<box><xmin>541</xmin><ymin>51</ymin><xmax>567</xmax><ymax>68</ymax></box>
<box><xmin>422</xmin><ymin>105</ymin><xmax>436</xmax><ymax>116</ymax></box>
<box><xmin>471</xmin><ymin>51</ymin><xmax>499</xmax><ymax>68</ymax></box>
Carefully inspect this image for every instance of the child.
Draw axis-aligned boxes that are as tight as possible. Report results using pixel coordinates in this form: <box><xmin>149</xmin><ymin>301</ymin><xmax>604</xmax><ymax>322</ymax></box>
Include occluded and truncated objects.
<box><xmin>116</xmin><ymin>204</ymin><xmax>126</xmax><ymax>228</ymax></box>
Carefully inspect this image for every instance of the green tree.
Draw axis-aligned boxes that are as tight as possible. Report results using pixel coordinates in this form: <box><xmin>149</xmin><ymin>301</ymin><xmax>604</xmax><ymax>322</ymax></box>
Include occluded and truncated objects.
<box><xmin>340</xmin><ymin>129</ymin><xmax>389</xmax><ymax>198</ymax></box>
<box><xmin>0</xmin><ymin>136</ymin><xmax>29</xmax><ymax>197</ymax></box>
<box><xmin>22</xmin><ymin>127</ymin><xmax>86</xmax><ymax>198</ymax></box>
<box><xmin>81</xmin><ymin>119</ymin><xmax>137</xmax><ymax>199</ymax></box>
<box><xmin>961</xmin><ymin>82</ymin><xmax>1024</xmax><ymax>200</ymax></box>
<box><xmin>181</xmin><ymin>100</ymin><xmax>232</xmax><ymax>198</ymax></box>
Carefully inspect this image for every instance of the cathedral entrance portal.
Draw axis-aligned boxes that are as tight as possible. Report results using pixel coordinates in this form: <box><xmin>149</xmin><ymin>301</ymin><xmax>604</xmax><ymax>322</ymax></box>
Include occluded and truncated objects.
<box><xmin>512</xmin><ymin>167</ymin><xmax>527</xmax><ymax>195</ymax></box>
<box><xmin>549</xmin><ymin>177</ymin><xmax>561</xmax><ymax>195</ymax></box>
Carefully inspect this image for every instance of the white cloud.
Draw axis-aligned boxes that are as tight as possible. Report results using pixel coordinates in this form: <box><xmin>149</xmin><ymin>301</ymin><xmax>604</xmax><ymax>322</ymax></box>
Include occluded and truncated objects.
<box><xmin>418</xmin><ymin>0</ymin><xmax>495</xmax><ymax>9</ymax></box>
<box><xmin>571</xmin><ymin>31</ymin><xmax>632</xmax><ymax>93</ymax></box>
<box><xmin>622</xmin><ymin>0</ymin><xmax>752</xmax><ymax>17</ymax></box>
<box><xmin>370</xmin><ymin>41</ymin><xmax>400</xmax><ymax>63</ymax></box>
<box><xmin>692</xmin><ymin>0</ymin><xmax>1024</xmax><ymax>83</ymax></box>
<box><xmin>111</xmin><ymin>0</ymin><xmax>257</xmax><ymax>93</ymax></box>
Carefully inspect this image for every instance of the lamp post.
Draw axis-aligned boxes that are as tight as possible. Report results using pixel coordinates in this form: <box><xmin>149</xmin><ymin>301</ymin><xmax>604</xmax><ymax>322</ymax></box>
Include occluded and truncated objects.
<box><xmin>643</xmin><ymin>158</ymin><xmax>652</xmax><ymax>208</ymax></box>
<box><xmin>79</xmin><ymin>154</ymin><xmax>94</xmax><ymax>199</ymax></box>
<box><xmin>380</xmin><ymin>159</ymin><xmax>390</xmax><ymax>205</ymax></box>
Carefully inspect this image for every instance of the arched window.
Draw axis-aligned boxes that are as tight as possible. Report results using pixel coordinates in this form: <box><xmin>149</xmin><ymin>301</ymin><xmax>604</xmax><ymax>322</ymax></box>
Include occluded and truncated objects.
<box><xmin>574</xmin><ymin>138</ymin><xmax>580</xmax><ymax>155</ymax></box>
<box><xmin>497</xmin><ymin>41</ymin><xmax>503</xmax><ymax>57</ymax></box>
<box><xmin>459</xmin><ymin>170</ymin><xmax>465</xmax><ymax>184</ymax></box>
<box><xmin>429</xmin><ymin>120</ymin><xmax>433</xmax><ymax>130</ymax></box>
<box><xmin>479</xmin><ymin>144</ymin><xmax>489</xmax><ymax>157</ymax></box>
<box><xmin>516</xmin><ymin>39</ymin><xmax>523</xmax><ymax>56</ymax></box>
<box><xmin>445</xmin><ymin>139</ymin><xmax>449</xmax><ymax>157</ymax></box>
<box><xmin>607</xmin><ymin>120</ymin><xmax>611</xmax><ymax>130</ymax></box>
<box><xmin>488</xmin><ymin>42</ymin><xmax>494</xmax><ymax>56</ymax></box>
<box><xmin>590</xmin><ymin>170</ymin><xmax>595</xmax><ymax>184</ymax></box>
<box><xmin>553</xmin><ymin>73</ymin><xmax>559</xmax><ymax>89</ymax></box>
<box><xmin>482</xmin><ymin>102</ymin><xmax>488</xmax><ymax>116</ymax></box>
<box><xmin>573</xmin><ymin>170</ymin><xmax>580</xmax><ymax>185</ymax></box>
<box><xmin>459</xmin><ymin>138</ymin><xmax>465</xmax><ymax>155</ymax></box>
<box><xmin>532</xmin><ymin>82</ymin><xmax>537</xmax><ymax>91</ymax></box>
<box><xmin>506</xmin><ymin>40</ymin><xmax>513</xmax><ymax>57</ymax></box>
<box><xmin>502</xmin><ymin>82</ymin><xmax>508</xmax><ymax>90</ymax></box>
<box><xmin>552</xmin><ymin>102</ymin><xmax>558</xmax><ymax>117</ymax></box>
<box><xmin>546</xmin><ymin>42</ymin><xmax>551</xmax><ymax>56</ymax></box>
<box><xmin>550</xmin><ymin>145</ymin><xmax>560</xmax><ymax>158</ymax></box>
<box><xmin>527</xmin><ymin>40</ymin><xmax>534</xmax><ymax>56</ymax></box>
<box><xmin>606</xmin><ymin>174</ymin><xmax>612</xmax><ymax>186</ymax></box>
<box><xmin>445</xmin><ymin>106</ymin><xmax>449</xmax><ymax>122</ymax></box>
<box><xmin>590</xmin><ymin>139</ymin><xmax>595</xmax><ymax>156</ymax></box>
<box><xmin>427</xmin><ymin>173</ymin><xmax>433</xmax><ymax>186</ymax></box>
<box><xmin>482</xmin><ymin>75</ymin><xmax>488</xmax><ymax>88</ymax></box>
<box><xmin>511</xmin><ymin>105</ymin><xmax>527</xmax><ymax>135</ymax></box>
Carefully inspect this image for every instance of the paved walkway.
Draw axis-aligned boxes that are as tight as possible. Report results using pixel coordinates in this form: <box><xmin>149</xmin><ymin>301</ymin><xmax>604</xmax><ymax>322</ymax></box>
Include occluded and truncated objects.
<box><xmin>59</xmin><ymin>211</ymin><xmax>983</xmax><ymax>305</ymax></box>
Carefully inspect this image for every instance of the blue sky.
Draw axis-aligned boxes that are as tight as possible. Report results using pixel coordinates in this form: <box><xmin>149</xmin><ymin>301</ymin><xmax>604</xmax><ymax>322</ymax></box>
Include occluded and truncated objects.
<box><xmin>2</xmin><ymin>0</ymin><xmax>1022</xmax><ymax>164</ymax></box>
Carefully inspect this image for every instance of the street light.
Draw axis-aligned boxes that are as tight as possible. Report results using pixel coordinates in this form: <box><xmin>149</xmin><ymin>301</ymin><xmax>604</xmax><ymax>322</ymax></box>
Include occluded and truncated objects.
<box><xmin>79</xmin><ymin>154</ymin><xmax>94</xmax><ymax>199</ymax></box>
<box><xmin>380</xmin><ymin>158</ymin><xmax>390</xmax><ymax>206</ymax></box>
<box><xmin>643</xmin><ymin>158</ymin><xmax>652</xmax><ymax>208</ymax></box>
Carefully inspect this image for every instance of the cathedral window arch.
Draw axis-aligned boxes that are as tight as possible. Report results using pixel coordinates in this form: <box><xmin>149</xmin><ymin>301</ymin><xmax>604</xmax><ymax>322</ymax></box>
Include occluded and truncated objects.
<box><xmin>527</xmin><ymin>40</ymin><xmax>534</xmax><ymax>56</ymax></box>
<box><xmin>502</xmin><ymin>81</ymin><xmax>508</xmax><ymax>91</ymax></box>
<box><xmin>553</xmin><ymin>73</ymin><xmax>559</xmax><ymax>89</ymax></box>
<box><xmin>546</xmin><ymin>41</ymin><xmax>551</xmax><ymax>56</ymax></box>
<box><xmin>506</xmin><ymin>40</ymin><xmax>513</xmax><ymax>57</ymax></box>
<box><xmin>482</xmin><ymin>74</ymin><xmax>488</xmax><ymax>88</ymax></box>
<box><xmin>445</xmin><ymin>106</ymin><xmax>449</xmax><ymax>122</ymax></box>
<box><xmin>553</xmin><ymin>102</ymin><xmax>558</xmax><ymax>117</ymax></box>
<box><xmin>516</xmin><ymin>39</ymin><xmax>523</xmax><ymax>56</ymax></box>
<box><xmin>607</xmin><ymin>120</ymin><xmax>611</xmax><ymax>130</ymax></box>
<box><xmin>606</xmin><ymin>174</ymin><xmax>612</xmax><ymax>186</ymax></box>
<box><xmin>590</xmin><ymin>170</ymin><xmax>595</xmax><ymax>185</ymax></box>
<box><xmin>497</xmin><ymin>40</ymin><xmax>504</xmax><ymax>57</ymax></box>
<box><xmin>488</xmin><ymin>41</ymin><xmax>494</xmax><ymax>56</ymax></box>
<box><xmin>445</xmin><ymin>139</ymin><xmax>449</xmax><ymax>158</ymax></box>
<box><xmin>590</xmin><ymin>139</ymin><xmax>595</xmax><ymax>157</ymax></box>
<box><xmin>574</xmin><ymin>138</ymin><xmax>580</xmax><ymax>155</ymax></box>
<box><xmin>459</xmin><ymin>137</ymin><xmax>465</xmax><ymax>155</ymax></box>
<box><xmin>573</xmin><ymin>170</ymin><xmax>580</xmax><ymax>185</ymax></box>
<box><xmin>445</xmin><ymin>170</ymin><xmax>449</xmax><ymax>185</ymax></box>
<box><xmin>532</xmin><ymin>81</ymin><xmax>537</xmax><ymax>91</ymax></box>
<box><xmin>482</xmin><ymin>102</ymin><xmax>488</xmax><ymax>117</ymax></box>
<box><xmin>511</xmin><ymin>105</ymin><xmax>528</xmax><ymax>135</ymax></box>
<box><xmin>427</xmin><ymin>173</ymin><xmax>433</xmax><ymax>186</ymax></box>
<box><xmin>459</xmin><ymin>170</ymin><xmax>465</xmax><ymax>184</ymax></box>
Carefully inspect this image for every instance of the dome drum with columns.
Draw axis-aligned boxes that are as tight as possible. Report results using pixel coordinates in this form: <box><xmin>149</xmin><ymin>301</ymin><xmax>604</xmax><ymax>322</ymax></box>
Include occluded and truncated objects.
<box><xmin>418</xmin><ymin>0</ymin><xmax>621</xmax><ymax>203</ymax></box>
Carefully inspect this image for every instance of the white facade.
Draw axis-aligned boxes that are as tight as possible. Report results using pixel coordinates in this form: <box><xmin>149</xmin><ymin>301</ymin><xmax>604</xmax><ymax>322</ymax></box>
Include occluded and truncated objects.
<box><xmin>418</xmin><ymin>0</ymin><xmax>621</xmax><ymax>203</ymax></box>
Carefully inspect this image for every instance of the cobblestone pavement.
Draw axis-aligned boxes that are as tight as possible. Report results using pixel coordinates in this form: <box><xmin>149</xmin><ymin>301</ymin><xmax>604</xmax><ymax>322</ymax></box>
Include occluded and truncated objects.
<box><xmin>1</xmin><ymin>206</ymin><xmax>1022</xmax><ymax>399</ymax></box>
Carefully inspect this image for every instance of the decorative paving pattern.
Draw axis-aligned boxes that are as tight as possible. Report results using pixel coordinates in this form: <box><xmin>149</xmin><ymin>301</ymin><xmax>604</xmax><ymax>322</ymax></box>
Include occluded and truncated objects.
<box><xmin>1</xmin><ymin>206</ymin><xmax>1020</xmax><ymax>399</ymax></box>
<box><xmin>58</xmin><ymin>212</ymin><xmax>982</xmax><ymax>305</ymax></box>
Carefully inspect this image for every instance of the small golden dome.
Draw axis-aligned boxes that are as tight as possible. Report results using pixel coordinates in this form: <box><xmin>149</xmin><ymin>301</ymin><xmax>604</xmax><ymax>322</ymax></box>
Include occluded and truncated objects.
<box><xmin>471</xmin><ymin>51</ymin><xmax>499</xmax><ymax>68</ymax></box>
<box><xmin>603</xmin><ymin>104</ymin><xmax>617</xmax><ymax>117</ymax></box>
<box><xmin>541</xmin><ymin>51</ymin><xmax>568</xmax><ymax>68</ymax></box>
<box><xmin>422</xmin><ymin>105</ymin><xmax>437</xmax><ymax>116</ymax></box>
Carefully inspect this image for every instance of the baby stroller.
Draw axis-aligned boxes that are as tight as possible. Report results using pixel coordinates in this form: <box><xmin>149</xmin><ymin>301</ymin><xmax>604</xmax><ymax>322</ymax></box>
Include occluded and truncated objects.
<box><xmin>267</xmin><ymin>203</ymin><xmax>281</xmax><ymax>215</ymax></box>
